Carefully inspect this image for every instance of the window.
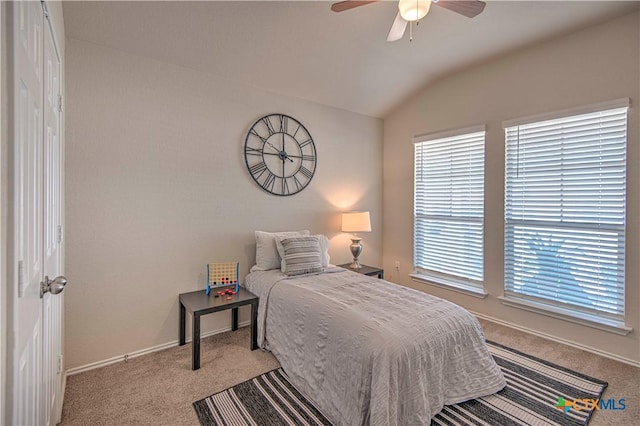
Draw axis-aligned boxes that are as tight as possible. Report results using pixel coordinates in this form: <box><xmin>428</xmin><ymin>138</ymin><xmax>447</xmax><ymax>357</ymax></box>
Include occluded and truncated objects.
<box><xmin>413</xmin><ymin>126</ymin><xmax>485</xmax><ymax>292</ymax></box>
<box><xmin>504</xmin><ymin>101</ymin><xmax>628</xmax><ymax>328</ymax></box>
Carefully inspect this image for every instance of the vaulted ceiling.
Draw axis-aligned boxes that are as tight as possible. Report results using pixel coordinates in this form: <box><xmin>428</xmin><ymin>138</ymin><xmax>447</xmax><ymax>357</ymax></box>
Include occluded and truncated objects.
<box><xmin>63</xmin><ymin>1</ymin><xmax>637</xmax><ymax>118</ymax></box>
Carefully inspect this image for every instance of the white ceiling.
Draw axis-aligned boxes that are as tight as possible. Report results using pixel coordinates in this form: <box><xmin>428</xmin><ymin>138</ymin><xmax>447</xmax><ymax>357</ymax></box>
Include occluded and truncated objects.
<box><xmin>63</xmin><ymin>1</ymin><xmax>638</xmax><ymax>118</ymax></box>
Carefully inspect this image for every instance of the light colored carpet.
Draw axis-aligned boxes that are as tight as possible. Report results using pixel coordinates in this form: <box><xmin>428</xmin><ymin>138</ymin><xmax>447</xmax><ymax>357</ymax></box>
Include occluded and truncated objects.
<box><xmin>60</xmin><ymin>328</ymin><xmax>279</xmax><ymax>426</ymax></box>
<box><xmin>60</xmin><ymin>319</ymin><xmax>639</xmax><ymax>426</ymax></box>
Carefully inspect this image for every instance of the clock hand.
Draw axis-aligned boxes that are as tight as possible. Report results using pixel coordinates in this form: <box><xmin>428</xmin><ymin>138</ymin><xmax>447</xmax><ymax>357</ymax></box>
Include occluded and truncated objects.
<box><xmin>261</xmin><ymin>152</ymin><xmax>294</xmax><ymax>162</ymax></box>
<box><xmin>281</xmin><ymin>133</ymin><xmax>287</xmax><ymax>170</ymax></box>
<box><xmin>265</xmin><ymin>140</ymin><xmax>294</xmax><ymax>162</ymax></box>
<box><xmin>265</xmin><ymin>141</ymin><xmax>280</xmax><ymax>153</ymax></box>
<box><xmin>264</xmin><ymin>137</ymin><xmax>295</xmax><ymax>164</ymax></box>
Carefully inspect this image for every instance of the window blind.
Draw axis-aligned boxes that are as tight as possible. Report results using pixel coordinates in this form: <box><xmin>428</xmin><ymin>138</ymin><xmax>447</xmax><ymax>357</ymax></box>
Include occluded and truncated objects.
<box><xmin>504</xmin><ymin>106</ymin><xmax>627</xmax><ymax>322</ymax></box>
<box><xmin>414</xmin><ymin>129</ymin><xmax>485</xmax><ymax>286</ymax></box>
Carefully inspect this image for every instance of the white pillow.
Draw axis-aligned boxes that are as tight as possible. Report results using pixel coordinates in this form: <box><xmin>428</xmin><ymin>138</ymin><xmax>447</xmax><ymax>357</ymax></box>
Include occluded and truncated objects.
<box><xmin>318</xmin><ymin>234</ymin><xmax>330</xmax><ymax>267</ymax></box>
<box><xmin>251</xmin><ymin>230</ymin><xmax>310</xmax><ymax>272</ymax></box>
<box><xmin>277</xmin><ymin>234</ymin><xmax>330</xmax><ymax>271</ymax></box>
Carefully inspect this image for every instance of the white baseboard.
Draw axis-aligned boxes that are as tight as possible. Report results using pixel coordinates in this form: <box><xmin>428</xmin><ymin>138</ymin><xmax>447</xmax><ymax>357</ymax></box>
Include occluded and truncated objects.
<box><xmin>472</xmin><ymin>311</ymin><xmax>640</xmax><ymax>368</ymax></box>
<box><xmin>65</xmin><ymin>320</ymin><xmax>251</xmax><ymax>376</ymax></box>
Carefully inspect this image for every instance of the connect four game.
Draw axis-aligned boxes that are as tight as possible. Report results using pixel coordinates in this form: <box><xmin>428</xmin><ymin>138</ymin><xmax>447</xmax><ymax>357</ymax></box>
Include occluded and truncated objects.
<box><xmin>206</xmin><ymin>262</ymin><xmax>240</xmax><ymax>295</ymax></box>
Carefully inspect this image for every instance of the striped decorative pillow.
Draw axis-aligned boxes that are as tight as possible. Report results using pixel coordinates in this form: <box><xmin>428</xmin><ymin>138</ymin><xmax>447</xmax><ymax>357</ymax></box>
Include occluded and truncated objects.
<box><xmin>279</xmin><ymin>236</ymin><xmax>323</xmax><ymax>276</ymax></box>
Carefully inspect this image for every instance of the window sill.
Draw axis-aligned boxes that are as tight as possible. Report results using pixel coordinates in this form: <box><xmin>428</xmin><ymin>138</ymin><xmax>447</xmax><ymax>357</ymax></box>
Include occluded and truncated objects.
<box><xmin>499</xmin><ymin>295</ymin><xmax>632</xmax><ymax>336</ymax></box>
<box><xmin>410</xmin><ymin>273</ymin><xmax>487</xmax><ymax>299</ymax></box>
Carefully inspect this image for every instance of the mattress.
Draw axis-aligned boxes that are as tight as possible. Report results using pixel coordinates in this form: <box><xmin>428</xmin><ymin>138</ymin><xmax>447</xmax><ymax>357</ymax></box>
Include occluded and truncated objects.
<box><xmin>245</xmin><ymin>268</ymin><xmax>505</xmax><ymax>425</ymax></box>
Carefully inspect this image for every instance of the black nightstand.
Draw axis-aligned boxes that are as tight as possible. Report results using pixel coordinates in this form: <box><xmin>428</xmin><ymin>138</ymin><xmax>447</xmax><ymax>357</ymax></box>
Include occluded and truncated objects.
<box><xmin>338</xmin><ymin>263</ymin><xmax>384</xmax><ymax>279</ymax></box>
<box><xmin>179</xmin><ymin>288</ymin><xmax>258</xmax><ymax>370</ymax></box>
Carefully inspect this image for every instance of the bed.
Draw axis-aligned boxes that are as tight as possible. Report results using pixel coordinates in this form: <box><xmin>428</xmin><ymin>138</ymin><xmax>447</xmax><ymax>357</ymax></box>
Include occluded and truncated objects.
<box><xmin>245</xmin><ymin>236</ymin><xmax>506</xmax><ymax>426</ymax></box>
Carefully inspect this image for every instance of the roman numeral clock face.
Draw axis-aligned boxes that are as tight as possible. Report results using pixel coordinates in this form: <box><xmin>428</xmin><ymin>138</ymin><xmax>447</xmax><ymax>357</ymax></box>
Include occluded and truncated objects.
<box><xmin>244</xmin><ymin>114</ymin><xmax>317</xmax><ymax>196</ymax></box>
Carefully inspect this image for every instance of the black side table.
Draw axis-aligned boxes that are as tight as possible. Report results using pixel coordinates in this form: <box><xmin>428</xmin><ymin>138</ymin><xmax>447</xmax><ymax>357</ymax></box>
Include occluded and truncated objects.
<box><xmin>338</xmin><ymin>263</ymin><xmax>384</xmax><ymax>279</ymax></box>
<box><xmin>179</xmin><ymin>287</ymin><xmax>258</xmax><ymax>370</ymax></box>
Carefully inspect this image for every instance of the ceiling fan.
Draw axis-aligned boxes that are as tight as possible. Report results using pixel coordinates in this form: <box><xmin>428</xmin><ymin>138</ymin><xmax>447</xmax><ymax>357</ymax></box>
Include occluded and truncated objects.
<box><xmin>331</xmin><ymin>0</ymin><xmax>486</xmax><ymax>42</ymax></box>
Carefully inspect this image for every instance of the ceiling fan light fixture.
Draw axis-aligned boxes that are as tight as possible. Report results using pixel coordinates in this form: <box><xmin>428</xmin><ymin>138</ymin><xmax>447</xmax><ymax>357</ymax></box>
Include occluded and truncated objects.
<box><xmin>398</xmin><ymin>0</ymin><xmax>431</xmax><ymax>22</ymax></box>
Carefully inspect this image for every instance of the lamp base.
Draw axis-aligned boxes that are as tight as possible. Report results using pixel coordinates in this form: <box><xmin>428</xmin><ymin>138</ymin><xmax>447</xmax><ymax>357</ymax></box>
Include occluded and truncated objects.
<box><xmin>349</xmin><ymin>237</ymin><xmax>363</xmax><ymax>269</ymax></box>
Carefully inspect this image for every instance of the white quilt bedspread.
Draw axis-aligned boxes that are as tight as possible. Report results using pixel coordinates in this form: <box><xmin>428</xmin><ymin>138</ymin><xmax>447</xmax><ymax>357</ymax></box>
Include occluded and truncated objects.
<box><xmin>245</xmin><ymin>268</ymin><xmax>505</xmax><ymax>426</ymax></box>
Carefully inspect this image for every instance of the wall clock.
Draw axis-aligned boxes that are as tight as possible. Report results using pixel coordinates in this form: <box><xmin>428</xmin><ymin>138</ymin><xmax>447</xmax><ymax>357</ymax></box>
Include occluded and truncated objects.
<box><xmin>244</xmin><ymin>113</ymin><xmax>317</xmax><ymax>196</ymax></box>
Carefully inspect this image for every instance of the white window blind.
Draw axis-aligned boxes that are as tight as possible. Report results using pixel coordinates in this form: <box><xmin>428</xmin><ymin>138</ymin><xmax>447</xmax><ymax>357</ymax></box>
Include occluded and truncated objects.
<box><xmin>504</xmin><ymin>105</ymin><xmax>627</xmax><ymax>324</ymax></box>
<box><xmin>414</xmin><ymin>128</ymin><xmax>485</xmax><ymax>288</ymax></box>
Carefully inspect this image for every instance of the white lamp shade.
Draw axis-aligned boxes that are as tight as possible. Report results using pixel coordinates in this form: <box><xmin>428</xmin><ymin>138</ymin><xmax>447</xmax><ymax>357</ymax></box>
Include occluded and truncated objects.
<box><xmin>342</xmin><ymin>211</ymin><xmax>372</xmax><ymax>233</ymax></box>
<box><xmin>398</xmin><ymin>0</ymin><xmax>431</xmax><ymax>21</ymax></box>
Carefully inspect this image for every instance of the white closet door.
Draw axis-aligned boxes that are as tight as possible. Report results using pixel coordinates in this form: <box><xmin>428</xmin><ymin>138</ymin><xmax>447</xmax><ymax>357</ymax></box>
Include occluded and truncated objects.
<box><xmin>11</xmin><ymin>1</ymin><xmax>66</xmax><ymax>424</ymax></box>
<box><xmin>42</xmin><ymin>10</ymin><xmax>64</xmax><ymax>424</ymax></box>
<box><xmin>12</xmin><ymin>0</ymin><xmax>45</xmax><ymax>423</ymax></box>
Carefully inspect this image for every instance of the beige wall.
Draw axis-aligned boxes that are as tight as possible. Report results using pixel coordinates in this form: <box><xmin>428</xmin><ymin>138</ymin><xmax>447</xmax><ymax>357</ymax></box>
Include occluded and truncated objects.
<box><xmin>383</xmin><ymin>11</ymin><xmax>640</xmax><ymax>364</ymax></box>
<box><xmin>65</xmin><ymin>38</ymin><xmax>383</xmax><ymax>370</ymax></box>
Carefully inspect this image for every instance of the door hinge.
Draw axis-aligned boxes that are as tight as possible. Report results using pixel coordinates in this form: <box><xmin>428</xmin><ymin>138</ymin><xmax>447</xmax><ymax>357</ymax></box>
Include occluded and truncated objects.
<box><xmin>57</xmin><ymin>95</ymin><xmax>63</xmax><ymax>113</ymax></box>
<box><xmin>18</xmin><ymin>260</ymin><xmax>25</xmax><ymax>297</ymax></box>
<box><xmin>57</xmin><ymin>225</ymin><xmax>63</xmax><ymax>244</ymax></box>
<box><xmin>57</xmin><ymin>355</ymin><xmax>63</xmax><ymax>374</ymax></box>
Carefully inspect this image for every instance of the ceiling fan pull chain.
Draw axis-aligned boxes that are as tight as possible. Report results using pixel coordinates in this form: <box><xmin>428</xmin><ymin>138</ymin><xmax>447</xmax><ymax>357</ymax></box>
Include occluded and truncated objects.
<box><xmin>409</xmin><ymin>20</ymin><xmax>413</xmax><ymax>42</ymax></box>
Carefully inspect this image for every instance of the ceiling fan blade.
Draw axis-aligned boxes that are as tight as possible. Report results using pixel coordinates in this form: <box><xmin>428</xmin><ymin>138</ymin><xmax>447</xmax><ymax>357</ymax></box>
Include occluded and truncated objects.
<box><xmin>387</xmin><ymin>12</ymin><xmax>408</xmax><ymax>42</ymax></box>
<box><xmin>434</xmin><ymin>0</ymin><xmax>486</xmax><ymax>18</ymax></box>
<box><xmin>331</xmin><ymin>1</ymin><xmax>379</xmax><ymax>13</ymax></box>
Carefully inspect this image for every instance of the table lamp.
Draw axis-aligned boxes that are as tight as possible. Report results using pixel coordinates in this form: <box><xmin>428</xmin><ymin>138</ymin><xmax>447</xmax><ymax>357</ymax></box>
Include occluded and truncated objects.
<box><xmin>341</xmin><ymin>211</ymin><xmax>371</xmax><ymax>269</ymax></box>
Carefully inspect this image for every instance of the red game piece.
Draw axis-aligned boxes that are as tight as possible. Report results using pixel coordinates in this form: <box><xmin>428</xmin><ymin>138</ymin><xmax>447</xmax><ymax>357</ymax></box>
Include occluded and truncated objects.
<box><xmin>226</xmin><ymin>296</ymin><xmax>232</xmax><ymax>300</ymax></box>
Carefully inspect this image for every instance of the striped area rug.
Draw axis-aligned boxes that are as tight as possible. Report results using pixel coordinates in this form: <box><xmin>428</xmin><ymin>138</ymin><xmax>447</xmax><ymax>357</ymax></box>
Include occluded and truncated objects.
<box><xmin>434</xmin><ymin>341</ymin><xmax>608</xmax><ymax>426</ymax></box>
<box><xmin>194</xmin><ymin>368</ymin><xmax>331</xmax><ymax>426</ymax></box>
<box><xmin>193</xmin><ymin>341</ymin><xmax>608</xmax><ymax>426</ymax></box>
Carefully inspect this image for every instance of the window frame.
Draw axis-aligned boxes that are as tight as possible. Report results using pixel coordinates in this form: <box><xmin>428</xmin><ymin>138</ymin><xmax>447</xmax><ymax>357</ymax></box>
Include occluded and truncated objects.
<box><xmin>412</xmin><ymin>125</ymin><xmax>487</xmax><ymax>296</ymax></box>
<box><xmin>502</xmin><ymin>99</ymin><xmax>630</xmax><ymax>334</ymax></box>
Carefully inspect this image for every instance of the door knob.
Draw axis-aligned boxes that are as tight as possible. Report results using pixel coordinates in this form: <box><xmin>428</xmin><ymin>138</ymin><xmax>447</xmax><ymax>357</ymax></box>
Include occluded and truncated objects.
<box><xmin>40</xmin><ymin>275</ymin><xmax>67</xmax><ymax>298</ymax></box>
